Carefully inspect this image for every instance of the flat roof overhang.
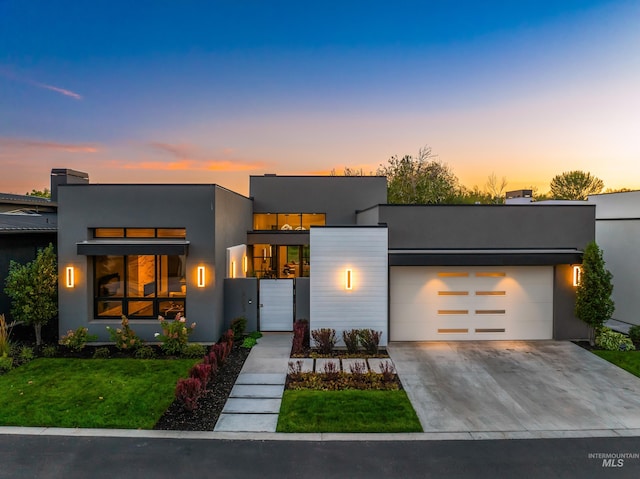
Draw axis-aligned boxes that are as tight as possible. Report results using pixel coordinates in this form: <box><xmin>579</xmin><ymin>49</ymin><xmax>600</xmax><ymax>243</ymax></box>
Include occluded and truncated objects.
<box><xmin>247</xmin><ymin>231</ymin><xmax>309</xmax><ymax>246</ymax></box>
<box><xmin>389</xmin><ymin>249</ymin><xmax>583</xmax><ymax>266</ymax></box>
<box><xmin>77</xmin><ymin>240</ymin><xmax>189</xmax><ymax>256</ymax></box>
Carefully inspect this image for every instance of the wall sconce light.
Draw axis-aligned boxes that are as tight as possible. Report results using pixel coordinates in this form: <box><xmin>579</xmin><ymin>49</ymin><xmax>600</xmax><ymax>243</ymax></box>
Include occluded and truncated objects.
<box><xmin>572</xmin><ymin>265</ymin><xmax>582</xmax><ymax>287</ymax></box>
<box><xmin>345</xmin><ymin>269</ymin><xmax>353</xmax><ymax>290</ymax></box>
<box><xmin>65</xmin><ymin>266</ymin><xmax>75</xmax><ymax>288</ymax></box>
<box><xmin>243</xmin><ymin>255</ymin><xmax>248</xmax><ymax>274</ymax></box>
<box><xmin>231</xmin><ymin>261</ymin><xmax>236</xmax><ymax>279</ymax></box>
<box><xmin>197</xmin><ymin>266</ymin><xmax>206</xmax><ymax>287</ymax></box>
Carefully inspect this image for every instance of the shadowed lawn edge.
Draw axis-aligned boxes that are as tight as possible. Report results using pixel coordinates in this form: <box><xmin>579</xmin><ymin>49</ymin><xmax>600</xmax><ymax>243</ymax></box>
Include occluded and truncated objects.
<box><xmin>276</xmin><ymin>389</ymin><xmax>423</xmax><ymax>433</ymax></box>
<box><xmin>0</xmin><ymin>358</ymin><xmax>198</xmax><ymax>429</ymax></box>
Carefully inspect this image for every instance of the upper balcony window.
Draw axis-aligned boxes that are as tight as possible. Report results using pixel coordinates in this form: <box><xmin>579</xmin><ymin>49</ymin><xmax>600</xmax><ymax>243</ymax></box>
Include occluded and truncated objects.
<box><xmin>253</xmin><ymin>213</ymin><xmax>325</xmax><ymax>231</ymax></box>
<box><xmin>94</xmin><ymin>228</ymin><xmax>186</xmax><ymax>238</ymax></box>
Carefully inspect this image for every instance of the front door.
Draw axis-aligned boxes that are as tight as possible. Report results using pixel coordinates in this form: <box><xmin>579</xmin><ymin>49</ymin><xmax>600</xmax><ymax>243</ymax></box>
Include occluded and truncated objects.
<box><xmin>259</xmin><ymin>279</ymin><xmax>294</xmax><ymax>331</ymax></box>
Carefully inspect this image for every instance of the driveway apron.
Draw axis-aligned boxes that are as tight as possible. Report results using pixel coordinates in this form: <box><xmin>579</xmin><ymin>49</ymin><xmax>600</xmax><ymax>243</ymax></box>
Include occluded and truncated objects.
<box><xmin>387</xmin><ymin>340</ymin><xmax>640</xmax><ymax>434</ymax></box>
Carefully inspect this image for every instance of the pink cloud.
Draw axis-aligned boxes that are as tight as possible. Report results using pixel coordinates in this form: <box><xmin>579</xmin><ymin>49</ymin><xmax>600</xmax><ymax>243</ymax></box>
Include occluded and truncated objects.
<box><xmin>30</xmin><ymin>81</ymin><xmax>82</xmax><ymax>100</ymax></box>
<box><xmin>0</xmin><ymin>67</ymin><xmax>82</xmax><ymax>100</ymax></box>
<box><xmin>0</xmin><ymin>138</ymin><xmax>99</xmax><ymax>153</ymax></box>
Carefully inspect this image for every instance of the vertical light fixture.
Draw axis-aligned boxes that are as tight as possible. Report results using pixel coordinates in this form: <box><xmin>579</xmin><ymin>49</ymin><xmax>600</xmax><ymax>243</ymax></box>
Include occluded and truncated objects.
<box><xmin>231</xmin><ymin>261</ymin><xmax>236</xmax><ymax>279</ymax></box>
<box><xmin>197</xmin><ymin>266</ymin><xmax>206</xmax><ymax>287</ymax></box>
<box><xmin>65</xmin><ymin>266</ymin><xmax>75</xmax><ymax>288</ymax></box>
<box><xmin>345</xmin><ymin>269</ymin><xmax>353</xmax><ymax>290</ymax></box>
<box><xmin>243</xmin><ymin>255</ymin><xmax>248</xmax><ymax>274</ymax></box>
<box><xmin>572</xmin><ymin>265</ymin><xmax>582</xmax><ymax>287</ymax></box>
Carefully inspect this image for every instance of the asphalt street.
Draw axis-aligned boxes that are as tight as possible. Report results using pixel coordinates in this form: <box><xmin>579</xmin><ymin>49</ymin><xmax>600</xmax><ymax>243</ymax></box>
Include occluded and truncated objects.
<box><xmin>1</xmin><ymin>435</ymin><xmax>639</xmax><ymax>478</ymax></box>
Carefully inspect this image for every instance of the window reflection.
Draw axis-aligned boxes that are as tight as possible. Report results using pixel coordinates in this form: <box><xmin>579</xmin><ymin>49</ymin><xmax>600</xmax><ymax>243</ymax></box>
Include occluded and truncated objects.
<box><xmin>252</xmin><ymin>213</ymin><xmax>325</xmax><ymax>231</ymax></box>
<box><xmin>94</xmin><ymin>254</ymin><xmax>186</xmax><ymax>319</ymax></box>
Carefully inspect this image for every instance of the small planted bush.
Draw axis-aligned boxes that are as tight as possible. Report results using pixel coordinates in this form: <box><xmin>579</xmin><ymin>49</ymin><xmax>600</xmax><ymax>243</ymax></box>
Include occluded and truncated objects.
<box><xmin>59</xmin><ymin>327</ymin><xmax>98</xmax><ymax>352</ymax></box>
<box><xmin>210</xmin><ymin>343</ymin><xmax>229</xmax><ymax>365</ymax></box>
<box><xmin>19</xmin><ymin>346</ymin><xmax>35</xmax><ymax>362</ymax></box>
<box><xmin>134</xmin><ymin>345</ymin><xmax>156</xmax><ymax>359</ymax></box>
<box><xmin>175</xmin><ymin>377</ymin><xmax>202</xmax><ymax>411</ymax></box>
<box><xmin>92</xmin><ymin>347</ymin><xmax>111</xmax><ymax>359</ymax></box>
<box><xmin>0</xmin><ymin>355</ymin><xmax>13</xmax><ymax>373</ymax></box>
<box><xmin>155</xmin><ymin>313</ymin><xmax>196</xmax><ymax>355</ymax></box>
<box><xmin>189</xmin><ymin>363</ymin><xmax>213</xmax><ymax>390</ymax></box>
<box><xmin>359</xmin><ymin>329</ymin><xmax>383</xmax><ymax>355</ymax></box>
<box><xmin>311</xmin><ymin>328</ymin><xmax>337</xmax><ymax>355</ymax></box>
<box><xmin>241</xmin><ymin>337</ymin><xmax>257</xmax><ymax>349</ymax></box>
<box><xmin>292</xmin><ymin>320</ymin><xmax>309</xmax><ymax>356</ymax></box>
<box><xmin>42</xmin><ymin>344</ymin><xmax>57</xmax><ymax>358</ymax></box>
<box><xmin>230</xmin><ymin>317</ymin><xmax>247</xmax><ymax>339</ymax></box>
<box><xmin>182</xmin><ymin>343</ymin><xmax>206</xmax><ymax>359</ymax></box>
<box><xmin>342</xmin><ymin>329</ymin><xmax>360</xmax><ymax>354</ymax></box>
<box><xmin>629</xmin><ymin>325</ymin><xmax>640</xmax><ymax>344</ymax></box>
<box><xmin>106</xmin><ymin>315</ymin><xmax>144</xmax><ymax>351</ymax></box>
<box><xmin>0</xmin><ymin>314</ymin><xmax>10</xmax><ymax>358</ymax></box>
<box><xmin>596</xmin><ymin>328</ymin><xmax>636</xmax><ymax>351</ymax></box>
<box><xmin>248</xmin><ymin>331</ymin><xmax>263</xmax><ymax>340</ymax></box>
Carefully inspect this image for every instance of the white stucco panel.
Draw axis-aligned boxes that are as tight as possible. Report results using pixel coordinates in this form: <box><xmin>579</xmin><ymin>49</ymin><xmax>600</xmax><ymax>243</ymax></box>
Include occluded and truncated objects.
<box><xmin>310</xmin><ymin>227</ymin><xmax>388</xmax><ymax>346</ymax></box>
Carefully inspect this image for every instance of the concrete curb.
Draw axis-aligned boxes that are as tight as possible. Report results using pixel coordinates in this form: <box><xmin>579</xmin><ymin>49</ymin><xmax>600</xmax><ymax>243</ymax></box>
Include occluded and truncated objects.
<box><xmin>1</xmin><ymin>426</ymin><xmax>639</xmax><ymax>441</ymax></box>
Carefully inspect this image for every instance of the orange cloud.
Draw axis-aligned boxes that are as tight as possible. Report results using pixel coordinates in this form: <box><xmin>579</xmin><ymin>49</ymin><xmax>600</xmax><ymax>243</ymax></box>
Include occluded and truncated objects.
<box><xmin>0</xmin><ymin>138</ymin><xmax>99</xmax><ymax>153</ymax></box>
<box><xmin>121</xmin><ymin>159</ymin><xmax>266</xmax><ymax>172</ymax></box>
<box><xmin>143</xmin><ymin>141</ymin><xmax>268</xmax><ymax>171</ymax></box>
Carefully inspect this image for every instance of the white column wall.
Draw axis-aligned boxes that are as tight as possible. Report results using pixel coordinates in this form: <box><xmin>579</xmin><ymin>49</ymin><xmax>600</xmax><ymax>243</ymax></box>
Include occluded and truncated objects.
<box><xmin>226</xmin><ymin>244</ymin><xmax>247</xmax><ymax>279</ymax></box>
<box><xmin>310</xmin><ymin>227</ymin><xmax>388</xmax><ymax>346</ymax></box>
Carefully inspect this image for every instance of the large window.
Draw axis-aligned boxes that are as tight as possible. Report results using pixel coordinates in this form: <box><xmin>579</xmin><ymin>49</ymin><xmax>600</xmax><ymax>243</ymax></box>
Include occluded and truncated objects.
<box><xmin>251</xmin><ymin>244</ymin><xmax>309</xmax><ymax>278</ymax></box>
<box><xmin>253</xmin><ymin>213</ymin><xmax>325</xmax><ymax>231</ymax></box>
<box><xmin>95</xmin><ymin>254</ymin><xmax>186</xmax><ymax>319</ymax></box>
<box><xmin>94</xmin><ymin>228</ymin><xmax>186</xmax><ymax>238</ymax></box>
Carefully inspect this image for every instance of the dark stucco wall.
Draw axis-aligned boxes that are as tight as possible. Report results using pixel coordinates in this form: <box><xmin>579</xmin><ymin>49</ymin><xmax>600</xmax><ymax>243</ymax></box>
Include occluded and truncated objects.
<box><xmin>554</xmin><ymin>264</ymin><xmax>590</xmax><ymax>340</ymax></box>
<box><xmin>224</xmin><ymin>278</ymin><xmax>258</xmax><ymax>332</ymax></box>
<box><xmin>366</xmin><ymin>204</ymin><xmax>595</xmax><ymax>250</ymax></box>
<box><xmin>250</xmin><ymin>175</ymin><xmax>387</xmax><ymax>225</ymax></box>
<box><xmin>214</xmin><ymin>187</ymin><xmax>254</xmax><ymax>338</ymax></box>
<box><xmin>57</xmin><ymin>184</ymin><xmax>252</xmax><ymax>343</ymax></box>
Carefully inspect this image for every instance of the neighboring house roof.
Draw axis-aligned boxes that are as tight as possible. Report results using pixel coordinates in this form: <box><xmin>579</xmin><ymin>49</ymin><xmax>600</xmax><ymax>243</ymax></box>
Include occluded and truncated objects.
<box><xmin>0</xmin><ymin>212</ymin><xmax>57</xmax><ymax>233</ymax></box>
<box><xmin>0</xmin><ymin>192</ymin><xmax>55</xmax><ymax>206</ymax></box>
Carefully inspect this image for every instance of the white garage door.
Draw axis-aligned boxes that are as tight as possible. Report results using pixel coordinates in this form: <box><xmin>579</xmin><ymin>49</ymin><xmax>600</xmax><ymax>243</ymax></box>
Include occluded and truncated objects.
<box><xmin>390</xmin><ymin>266</ymin><xmax>553</xmax><ymax>341</ymax></box>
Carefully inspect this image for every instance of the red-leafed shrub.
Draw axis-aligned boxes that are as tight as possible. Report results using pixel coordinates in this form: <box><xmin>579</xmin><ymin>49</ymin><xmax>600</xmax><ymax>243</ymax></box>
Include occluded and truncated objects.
<box><xmin>189</xmin><ymin>363</ymin><xmax>213</xmax><ymax>390</ymax></box>
<box><xmin>292</xmin><ymin>319</ymin><xmax>309</xmax><ymax>356</ymax></box>
<box><xmin>210</xmin><ymin>343</ymin><xmax>228</xmax><ymax>365</ymax></box>
<box><xmin>359</xmin><ymin>329</ymin><xmax>383</xmax><ymax>355</ymax></box>
<box><xmin>175</xmin><ymin>378</ymin><xmax>202</xmax><ymax>411</ymax></box>
<box><xmin>221</xmin><ymin>329</ymin><xmax>234</xmax><ymax>347</ymax></box>
<box><xmin>312</xmin><ymin>328</ymin><xmax>337</xmax><ymax>354</ymax></box>
<box><xmin>204</xmin><ymin>351</ymin><xmax>218</xmax><ymax>370</ymax></box>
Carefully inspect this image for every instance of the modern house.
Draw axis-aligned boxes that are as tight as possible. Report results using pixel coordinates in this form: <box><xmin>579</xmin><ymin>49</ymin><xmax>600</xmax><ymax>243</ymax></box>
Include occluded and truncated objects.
<box><xmin>57</xmin><ymin>172</ymin><xmax>593</xmax><ymax>344</ymax></box>
<box><xmin>0</xmin><ymin>188</ymin><xmax>59</xmax><ymax>319</ymax></box>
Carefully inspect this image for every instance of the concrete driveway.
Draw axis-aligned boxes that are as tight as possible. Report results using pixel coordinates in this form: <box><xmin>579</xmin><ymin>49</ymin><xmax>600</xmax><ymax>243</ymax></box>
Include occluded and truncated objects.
<box><xmin>387</xmin><ymin>341</ymin><xmax>640</xmax><ymax>435</ymax></box>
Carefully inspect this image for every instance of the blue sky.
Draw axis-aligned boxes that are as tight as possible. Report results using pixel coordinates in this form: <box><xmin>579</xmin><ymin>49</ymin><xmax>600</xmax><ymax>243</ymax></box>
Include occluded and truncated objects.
<box><xmin>1</xmin><ymin>0</ymin><xmax>638</xmax><ymax>195</ymax></box>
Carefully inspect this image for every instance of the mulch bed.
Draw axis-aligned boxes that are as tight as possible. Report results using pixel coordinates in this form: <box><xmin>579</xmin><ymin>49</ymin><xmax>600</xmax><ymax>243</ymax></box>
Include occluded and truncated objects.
<box><xmin>153</xmin><ymin>343</ymin><xmax>250</xmax><ymax>431</ymax></box>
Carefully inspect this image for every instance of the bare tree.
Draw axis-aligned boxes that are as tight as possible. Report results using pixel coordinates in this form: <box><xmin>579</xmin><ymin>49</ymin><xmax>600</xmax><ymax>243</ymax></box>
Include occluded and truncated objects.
<box><xmin>485</xmin><ymin>173</ymin><xmax>508</xmax><ymax>204</ymax></box>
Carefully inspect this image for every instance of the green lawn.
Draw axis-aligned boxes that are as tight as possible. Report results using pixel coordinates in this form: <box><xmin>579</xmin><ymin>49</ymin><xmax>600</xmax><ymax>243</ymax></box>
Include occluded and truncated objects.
<box><xmin>277</xmin><ymin>389</ymin><xmax>423</xmax><ymax>433</ymax></box>
<box><xmin>593</xmin><ymin>350</ymin><xmax>640</xmax><ymax>378</ymax></box>
<box><xmin>0</xmin><ymin>358</ymin><xmax>197</xmax><ymax>429</ymax></box>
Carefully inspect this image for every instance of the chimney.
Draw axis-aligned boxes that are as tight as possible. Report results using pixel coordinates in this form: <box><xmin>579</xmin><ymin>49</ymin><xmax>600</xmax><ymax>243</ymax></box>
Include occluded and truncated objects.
<box><xmin>51</xmin><ymin>169</ymin><xmax>89</xmax><ymax>202</ymax></box>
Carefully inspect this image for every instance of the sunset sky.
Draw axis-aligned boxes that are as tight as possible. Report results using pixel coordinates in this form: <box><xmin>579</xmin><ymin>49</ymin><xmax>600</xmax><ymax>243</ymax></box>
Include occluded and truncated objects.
<box><xmin>1</xmin><ymin>0</ymin><xmax>639</xmax><ymax>196</ymax></box>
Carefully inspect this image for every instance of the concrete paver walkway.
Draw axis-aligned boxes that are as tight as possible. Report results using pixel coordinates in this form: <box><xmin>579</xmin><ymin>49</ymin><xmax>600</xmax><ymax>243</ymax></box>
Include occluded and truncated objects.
<box><xmin>214</xmin><ymin>332</ymin><xmax>292</xmax><ymax>433</ymax></box>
